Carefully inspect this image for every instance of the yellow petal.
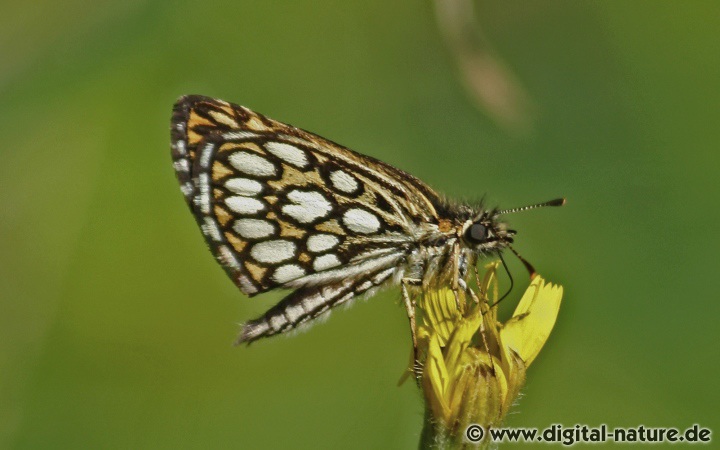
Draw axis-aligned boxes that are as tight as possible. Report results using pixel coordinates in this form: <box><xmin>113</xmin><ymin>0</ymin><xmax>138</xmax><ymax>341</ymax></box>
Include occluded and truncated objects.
<box><xmin>498</xmin><ymin>348</ymin><xmax>526</xmax><ymax>418</ymax></box>
<box><xmin>423</xmin><ymin>333</ymin><xmax>452</xmax><ymax>421</ymax></box>
<box><xmin>500</xmin><ymin>276</ymin><xmax>563</xmax><ymax>366</ymax></box>
<box><xmin>419</xmin><ymin>287</ymin><xmax>462</xmax><ymax>345</ymax></box>
<box><xmin>444</xmin><ymin>315</ymin><xmax>483</xmax><ymax>380</ymax></box>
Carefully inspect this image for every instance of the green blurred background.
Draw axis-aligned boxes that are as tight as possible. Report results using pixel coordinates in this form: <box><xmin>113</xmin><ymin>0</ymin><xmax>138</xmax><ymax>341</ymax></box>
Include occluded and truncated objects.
<box><xmin>2</xmin><ymin>1</ymin><xmax>718</xmax><ymax>448</ymax></box>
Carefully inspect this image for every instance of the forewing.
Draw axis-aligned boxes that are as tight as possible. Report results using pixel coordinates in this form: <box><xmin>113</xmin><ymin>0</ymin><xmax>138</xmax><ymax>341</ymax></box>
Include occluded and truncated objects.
<box><xmin>171</xmin><ymin>95</ymin><xmax>443</xmax><ymax>296</ymax></box>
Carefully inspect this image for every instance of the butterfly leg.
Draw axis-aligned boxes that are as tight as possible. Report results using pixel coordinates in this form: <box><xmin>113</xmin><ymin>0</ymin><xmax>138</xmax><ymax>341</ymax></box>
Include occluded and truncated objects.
<box><xmin>473</xmin><ymin>264</ymin><xmax>484</xmax><ymax>300</ymax></box>
<box><xmin>450</xmin><ymin>241</ymin><xmax>465</xmax><ymax>313</ymax></box>
<box><xmin>401</xmin><ymin>277</ymin><xmax>422</xmax><ymax>371</ymax></box>
<box><xmin>459</xmin><ymin>278</ymin><xmax>481</xmax><ymax>304</ymax></box>
<box><xmin>458</xmin><ymin>278</ymin><xmax>494</xmax><ymax>371</ymax></box>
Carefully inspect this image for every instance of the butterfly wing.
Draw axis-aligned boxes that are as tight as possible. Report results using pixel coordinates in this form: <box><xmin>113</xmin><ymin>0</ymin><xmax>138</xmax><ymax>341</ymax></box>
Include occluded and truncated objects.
<box><xmin>171</xmin><ymin>95</ymin><xmax>445</xmax><ymax>342</ymax></box>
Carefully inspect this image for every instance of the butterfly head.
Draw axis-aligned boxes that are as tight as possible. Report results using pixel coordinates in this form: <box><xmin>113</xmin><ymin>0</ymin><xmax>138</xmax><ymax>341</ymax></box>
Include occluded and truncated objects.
<box><xmin>461</xmin><ymin>197</ymin><xmax>566</xmax><ymax>254</ymax></box>
<box><xmin>461</xmin><ymin>213</ymin><xmax>515</xmax><ymax>253</ymax></box>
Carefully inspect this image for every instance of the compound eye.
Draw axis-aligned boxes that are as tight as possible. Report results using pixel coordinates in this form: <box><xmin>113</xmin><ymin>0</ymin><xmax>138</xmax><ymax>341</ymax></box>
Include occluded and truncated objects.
<box><xmin>466</xmin><ymin>223</ymin><xmax>488</xmax><ymax>242</ymax></box>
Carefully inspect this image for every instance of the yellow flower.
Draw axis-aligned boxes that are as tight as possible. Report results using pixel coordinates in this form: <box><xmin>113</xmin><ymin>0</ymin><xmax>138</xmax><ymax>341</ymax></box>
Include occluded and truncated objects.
<box><xmin>416</xmin><ymin>262</ymin><xmax>563</xmax><ymax>448</ymax></box>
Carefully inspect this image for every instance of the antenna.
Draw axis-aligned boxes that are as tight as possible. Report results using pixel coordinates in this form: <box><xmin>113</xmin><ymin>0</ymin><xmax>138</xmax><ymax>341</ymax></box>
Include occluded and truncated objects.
<box><xmin>493</xmin><ymin>251</ymin><xmax>515</xmax><ymax>308</ymax></box>
<box><xmin>508</xmin><ymin>245</ymin><xmax>536</xmax><ymax>278</ymax></box>
<box><xmin>496</xmin><ymin>197</ymin><xmax>566</xmax><ymax>216</ymax></box>
<box><xmin>484</xmin><ymin>197</ymin><xmax>563</xmax><ymax>311</ymax></box>
<box><xmin>485</xmin><ymin>246</ymin><xmax>537</xmax><ymax>313</ymax></box>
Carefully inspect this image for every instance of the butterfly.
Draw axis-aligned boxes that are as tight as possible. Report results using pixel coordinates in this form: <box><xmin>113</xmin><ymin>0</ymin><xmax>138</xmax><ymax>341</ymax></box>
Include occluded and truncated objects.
<box><xmin>170</xmin><ymin>95</ymin><xmax>563</xmax><ymax>349</ymax></box>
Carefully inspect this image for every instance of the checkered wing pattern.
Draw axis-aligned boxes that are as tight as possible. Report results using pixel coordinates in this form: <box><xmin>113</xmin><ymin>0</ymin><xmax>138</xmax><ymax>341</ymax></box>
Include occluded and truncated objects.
<box><xmin>171</xmin><ymin>96</ymin><xmax>444</xmax><ymax>343</ymax></box>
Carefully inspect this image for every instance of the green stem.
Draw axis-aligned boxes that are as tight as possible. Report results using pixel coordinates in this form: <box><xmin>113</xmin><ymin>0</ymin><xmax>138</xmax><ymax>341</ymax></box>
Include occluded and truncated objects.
<box><xmin>419</xmin><ymin>408</ymin><xmax>490</xmax><ymax>450</ymax></box>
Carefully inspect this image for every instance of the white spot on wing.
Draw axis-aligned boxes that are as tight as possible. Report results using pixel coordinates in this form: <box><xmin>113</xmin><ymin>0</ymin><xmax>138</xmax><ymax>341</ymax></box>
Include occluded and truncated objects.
<box><xmin>250</xmin><ymin>240</ymin><xmax>296</xmax><ymax>264</ymax></box>
<box><xmin>273</xmin><ymin>264</ymin><xmax>306</xmax><ymax>283</ymax></box>
<box><xmin>225</xmin><ymin>196</ymin><xmax>265</xmax><ymax>214</ymax></box>
<box><xmin>233</xmin><ymin>218</ymin><xmax>275</xmax><ymax>239</ymax></box>
<box><xmin>265</xmin><ymin>142</ymin><xmax>308</xmax><ymax>168</ymax></box>
<box><xmin>329</xmin><ymin>170</ymin><xmax>359</xmax><ymax>193</ymax></box>
<box><xmin>269</xmin><ymin>315</ymin><xmax>286</xmax><ymax>332</ymax></box>
<box><xmin>201</xmin><ymin>217</ymin><xmax>223</xmax><ymax>242</ymax></box>
<box><xmin>180</xmin><ymin>182</ymin><xmax>193</xmax><ymax>196</ymax></box>
<box><xmin>373</xmin><ymin>267</ymin><xmax>396</xmax><ymax>283</ymax></box>
<box><xmin>173</xmin><ymin>159</ymin><xmax>189</xmax><ymax>173</ymax></box>
<box><xmin>237</xmin><ymin>274</ymin><xmax>257</xmax><ymax>294</ymax></box>
<box><xmin>343</xmin><ymin>208</ymin><xmax>381</xmax><ymax>234</ymax></box>
<box><xmin>218</xmin><ymin>245</ymin><xmax>241</xmax><ymax>269</ymax></box>
<box><xmin>283</xmin><ymin>301</ymin><xmax>306</xmax><ymax>323</ymax></box>
<box><xmin>228</xmin><ymin>151</ymin><xmax>276</xmax><ymax>177</ymax></box>
<box><xmin>197</xmin><ymin>173</ymin><xmax>211</xmax><ymax>214</ymax></box>
<box><xmin>301</xmin><ymin>291</ymin><xmax>328</xmax><ymax>312</ymax></box>
<box><xmin>225</xmin><ymin>178</ymin><xmax>262</xmax><ymax>196</ymax></box>
<box><xmin>282</xmin><ymin>190</ymin><xmax>332</xmax><ymax>223</ymax></box>
<box><xmin>223</xmin><ymin>131</ymin><xmax>261</xmax><ymax>140</ymax></box>
<box><xmin>209</xmin><ymin>110</ymin><xmax>238</xmax><ymax>128</ymax></box>
<box><xmin>313</xmin><ymin>254</ymin><xmax>341</xmax><ymax>271</ymax></box>
<box><xmin>306</xmin><ymin>234</ymin><xmax>340</xmax><ymax>253</ymax></box>
<box><xmin>199</xmin><ymin>142</ymin><xmax>215</xmax><ymax>168</ymax></box>
<box><xmin>176</xmin><ymin>140</ymin><xmax>186</xmax><ymax>155</ymax></box>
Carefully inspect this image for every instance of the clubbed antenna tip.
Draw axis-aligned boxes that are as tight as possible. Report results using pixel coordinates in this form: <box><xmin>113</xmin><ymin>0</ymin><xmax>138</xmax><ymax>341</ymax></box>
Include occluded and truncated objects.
<box><xmin>496</xmin><ymin>197</ymin><xmax>566</xmax><ymax>216</ymax></box>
